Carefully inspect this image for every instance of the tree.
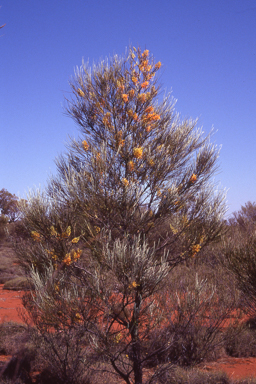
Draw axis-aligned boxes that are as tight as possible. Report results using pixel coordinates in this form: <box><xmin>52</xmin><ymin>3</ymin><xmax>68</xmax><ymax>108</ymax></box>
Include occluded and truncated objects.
<box><xmin>0</xmin><ymin>188</ymin><xmax>21</xmax><ymax>222</ymax></box>
<box><xmin>17</xmin><ymin>47</ymin><xmax>226</xmax><ymax>384</ymax></box>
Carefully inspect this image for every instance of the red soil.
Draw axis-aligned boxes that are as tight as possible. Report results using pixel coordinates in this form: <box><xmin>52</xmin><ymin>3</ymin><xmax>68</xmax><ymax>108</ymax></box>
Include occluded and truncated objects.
<box><xmin>202</xmin><ymin>357</ymin><xmax>256</xmax><ymax>380</ymax></box>
<box><xmin>0</xmin><ymin>284</ymin><xmax>23</xmax><ymax>324</ymax></box>
<box><xmin>1</xmin><ymin>286</ymin><xmax>256</xmax><ymax>381</ymax></box>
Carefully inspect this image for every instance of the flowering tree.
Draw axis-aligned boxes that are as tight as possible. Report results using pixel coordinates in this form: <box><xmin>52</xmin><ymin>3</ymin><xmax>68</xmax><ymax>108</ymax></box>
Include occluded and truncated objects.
<box><xmin>17</xmin><ymin>47</ymin><xmax>226</xmax><ymax>384</ymax></box>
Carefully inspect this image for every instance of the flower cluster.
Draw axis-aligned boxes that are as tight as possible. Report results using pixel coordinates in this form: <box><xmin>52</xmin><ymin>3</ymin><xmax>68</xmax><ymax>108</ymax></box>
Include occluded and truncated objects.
<box><xmin>63</xmin><ymin>249</ymin><xmax>82</xmax><ymax>266</ymax></box>
<box><xmin>190</xmin><ymin>174</ymin><xmax>197</xmax><ymax>183</ymax></box>
<box><xmin>82</xmin><ymin>140</ymin><xmax>89</xmax><ymax>151</ymax></box>
<box><xmin>31</xmin><ymin>231</ymin><xmax>41</xmax><ymax>242</ymax></box>
<box><xmin>133</xmin><ymin>147</ymin><xmax>143</xmax><ymax>159</ymax></box>
<box><xmin>122</xmin><ymin>178</ymin><xmax>129</xmax><ymax>187</ymax></box>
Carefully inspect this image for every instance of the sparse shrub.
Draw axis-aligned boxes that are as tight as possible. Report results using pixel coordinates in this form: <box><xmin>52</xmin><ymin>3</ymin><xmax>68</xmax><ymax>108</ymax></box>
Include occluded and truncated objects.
<box><xmin>224</xmin><ymin>321</ymin><xmax>256</xmax><ymax>358</ymax></box>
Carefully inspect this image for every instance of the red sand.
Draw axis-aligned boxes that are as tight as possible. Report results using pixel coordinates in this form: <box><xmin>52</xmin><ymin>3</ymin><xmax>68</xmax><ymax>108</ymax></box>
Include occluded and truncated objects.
<box><xmin>202</xmin><ymin>357</ymin><xmax>256</xmax><ymax>380</ymax></box>
<box><xmin>0</xmin><ymin>284</ymin><xmax>24</xmax><ymax>323</ymax></box>
<box><xmin>1</xmin><ymin>286</ymin><xmax>256</xmax><ymax>380</ymax></box>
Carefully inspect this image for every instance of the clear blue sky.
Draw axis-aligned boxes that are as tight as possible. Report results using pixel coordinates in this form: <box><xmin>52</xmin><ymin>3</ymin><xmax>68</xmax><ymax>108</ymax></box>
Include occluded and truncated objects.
<box><xmin>1</xmin><ymin>0</ymin><xmax>256</xmax><ymax>218</ymax></box>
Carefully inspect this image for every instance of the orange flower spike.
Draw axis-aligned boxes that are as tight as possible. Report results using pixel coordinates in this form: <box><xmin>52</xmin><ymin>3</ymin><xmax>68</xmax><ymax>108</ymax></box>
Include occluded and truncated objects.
<box><xmin>142</xmin><ymin>49</ymin><xmax>149</xmax><ymax>58</ymax></box>
<box><xmin>141</xmin><ymin>81</ymin><xmax>149</xmax><ymax>89</ymax></box>
<box><xmin>63</xmin><ymin>254</ymin><xmax>72</xmax><ymax>266</ymax></box>
<box><xmin>190</xmin><ymin>174</ymin><xmax>197</xmax><ymax>183</ymax></box>
<box><xmin>129</xmin><ymin>89</ymin><xmax>135</xmax><ymax>98</ymax></box>
<box><xmin>122</xmin><ymin>178</ymin><xmax>129</xmax><ymax>187</ymax></box>
<box><xmin>145</xmin><ymin>106</ymin><xmax>154</xmax><ymax>114</ymax></box>
<box><xmin>82</xmin><ymin>140</ymin><xmax>89</xmax><ymax>151</ymax></box>
<box><xmin>138</xmin><ymin>93</ymin><xmax>146</xmax><ymax>103</ymax></box>
<box><xmin>155</xmin><ymin>62</ymin><xmax>162</xmax><ymax>70</ymax></box>
<box><xmin>31</xmin><ymin>231</ymin><xmax>41</xmax><ymax>242</ymax></box>
<box><xmin>128</xmin><ymin>160</ymin><xmax>135</xmax><ymax>172</ymax></box>
<box><xmin>127</xmin><ymin>109</ymin><xmax>134</xmax><ymax>118</ymax></box>
<box><xmin>122</xmin><ymin>94</ymin><xmax>129</xmax><ymax>103</ymax></box>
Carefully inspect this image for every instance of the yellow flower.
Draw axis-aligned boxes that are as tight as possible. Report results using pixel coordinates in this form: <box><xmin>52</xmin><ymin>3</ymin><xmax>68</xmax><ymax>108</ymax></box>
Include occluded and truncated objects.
<box><xmin>133</xmin><ymin>147</ymin><xmax>143</xmax><ymax>159</ymax></box>
<box><xmin>77</xmin><ymin>88</ymin><xmax>85</xmax><ymax>97</ymax></box>
<box><xmin>95</xmin><ymin>226</ymin><xmax>101</xmax><ymax>234</ymax></box>
<box><xmin>73</xmin><ymin>249</ymin><xmax>82</xmax><ymax>260</ymax></box>
<box><xmin>122</xmin><ymin>94</ymin><xmax>129</xmax><ymax>103</ymax></box>
<box><xmin>155</xmin><ymin>61</ymin><xmax>162</xmax><ymax>70</ymax></box>
<box><xmin>191</xmin><ymin>244</ymin><xmax>201</xmax><ymax>257</ymax></box>
<box><xmin>170</xmin><ymin>224</ymin><xmax>178</xmax><ymax>234</ymax></box>
<box><xmin>122</xmin><ymin>178</ymin><xmax>129</xmax><ymax>187</ymax></box>
<box><xmin>74</xmin><ymin>313</ymin><xmax>82</xmax><ymax>322</ymax></box>
<box><xmin>114</xmin><ymin>333</ymin><xmax>122</xmax><ymax>343</ymax></box>
<box><xmin>128</xmin><ymin>160</ymin><xmax>135</xmax><ymax>172</ymax></box>
<box><xmin>141</xmin><ymin>81</ymin><xmax>149</xmax><ymax>89</ymax></box>
<box><xmin>71</xmin><ymin>237</ymin><xmax>80</xmax><ymax>244</ymax></box>
<box><xmin>50</xmin><ymin>226</ymin><xmax>58</xmax><ymax>237</ymax></box>
<box><xmin>31</xmin><ymin>231</ymin><xmax>41</xmax><ymax>242</ymax></box>
<box><xmin>148</xmin><ymin>158</ymin><xmax>155</xmax><ymax>166</ymax></box>
<box><xmin>190</xmin><ymin>174</ymin><xmax>197</xmax><ymax>183</ymax></box>
<box><xmin>82</xmin><ymin>140</ymin><xmax>89</xmax><ymax>151</ymax></box>
<box><xmin>62</xmin><ymin>226</ymin><xmax>71</xmax><ymax>238</ymax></box>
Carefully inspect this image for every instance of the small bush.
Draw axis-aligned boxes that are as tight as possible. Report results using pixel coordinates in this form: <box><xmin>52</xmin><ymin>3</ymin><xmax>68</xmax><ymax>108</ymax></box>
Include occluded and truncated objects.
<box><xmin>3</xmin><ymin>276</ymin><xmax>31</xmax><ymax>291</ymax></box>
<box><xmin>225</xmin><ymin>321</ymin><xmax>256</xmax><ymax>358</ymax></box>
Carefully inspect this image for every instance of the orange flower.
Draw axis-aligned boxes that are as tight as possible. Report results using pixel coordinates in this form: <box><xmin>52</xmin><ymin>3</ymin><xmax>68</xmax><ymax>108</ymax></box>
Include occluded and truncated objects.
<box><xmin>190</xmin><ymin>174</ymin><xmax>197</xmax><ymax>183</ymax></box>
<box><xmin>141</xmin><ymin>81</ymin><xmax>149</xmax><ymax>89</ymax></box>
<box><xmin>77</xmin><ymin>88</ymin><xmax>85</xmax><ymax>97</ymax></box>
<box><xmin>133</xmin><ymin>147</ymin><xmax>143</xmax><ymax>159</ymax></box>
<box><xmin>31</xmin><ymin>231</ymin><xmax>41</xmax><ymax>242</ymax></box>
<box><xmin>191</xmin><ymin>244</ymin><xmax>201</xmax><ymax>257</ymax></box>
<box><xmin>132</xmin><ymin>76</ymin><xmax>138</xmax><ymax>84</ymax></box>
<box><xmin>142</xmin><ymin>49</ymin><xmax>149</xmax><ymax>58</ymax></box>
<box><xmin>133</xmin><ymin>113</ymin><xmax>138</xmax><ymax>121</ymax></box>
<box><xmin>145</xmin><ymin>106</ymin><xmax>154</xmax><ymax>114</ymax></box>
<box><xmin>138</xmin><ymin>93</ymin><xmax>146</xmax><ymax>103</ymax></box>
<box><xmin>128</xmin><ymin>109</ymin><xmax>134</xmax><ymax>118</ymax></box>
<box><xmin>122</xmin><ymin>178</ymin><xmax>129</xmax><ymax>187</ymax></box>
<box><xmin>63</xmin><ymin>254</ymin><xmax>72</xmax><ymax>266</ymax></box>
<box><xmin>82</xmin><ymin>140</ymin><xmax>89</xmax><ymax>151</ymax></box>
<box><xmin>129</xmin><ymin>89</ymin><xmax>135</xmax><ymax>98</ymax></box>
<box><xmin>122</xmin><ymin>94</ymin><xmax>129</xmax><ymax>103</ymax></box>
<box><xmin>155</xmin><ymin>62</ymin><xmax>161</xmax><ymax>70</ymax></box>
<box><xmin>146</xmin><ymin>125</ymin><xmax>152</xmax><ymax>132</ymax></box>
<box><xmin>128</xmin><ymin>160</ymin><xmax>135</xmax><ymax>172</ymax></box>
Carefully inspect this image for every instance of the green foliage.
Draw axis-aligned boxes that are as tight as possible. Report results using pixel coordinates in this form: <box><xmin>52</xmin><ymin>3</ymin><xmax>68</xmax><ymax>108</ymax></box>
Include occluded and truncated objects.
<box><xmin>16</xmin><ymin>46</ymin><xmax>227</xmax><ymax>384</ymax></box>
<box><xmin>0</xmin><ymin>189</ymin><xmax>21</xmax><ymax>223</ymax></box>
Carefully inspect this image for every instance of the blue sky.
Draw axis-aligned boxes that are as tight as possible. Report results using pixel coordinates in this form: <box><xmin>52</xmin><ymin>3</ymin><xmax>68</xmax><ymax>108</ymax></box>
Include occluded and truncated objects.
<box><xmin>1</xmin><ymin>0</ymin><xmax>256</xmax><ymax>218</ymax></box>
